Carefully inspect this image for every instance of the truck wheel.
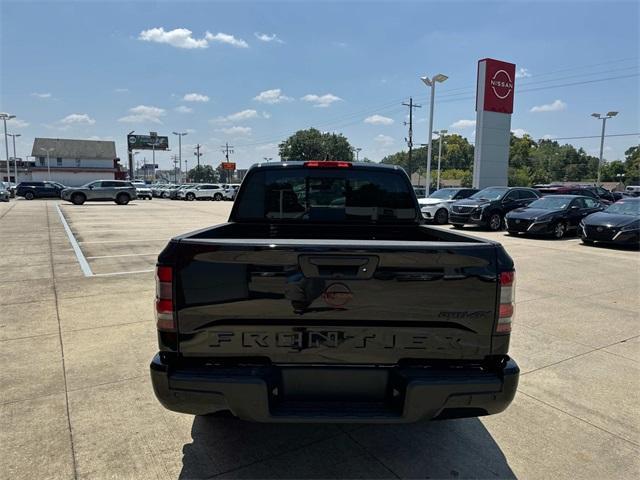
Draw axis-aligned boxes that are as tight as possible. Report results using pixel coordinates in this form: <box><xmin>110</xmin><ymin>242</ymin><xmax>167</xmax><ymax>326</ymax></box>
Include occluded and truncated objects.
<box><xmin>434</xmin><ymin>208</ymin><xmax>448</xmax><ymax>225</ymax></box>
<box><xmin>488</xmin><ymin>213</ymin><xmax>503</xmax><ymax>231</ymax></box>
<box><xmin>452</xmin><ymin>224</ymin><xmax>463</xmax><ymax>229</ymax></box>
<box><xmin>71</xmin><ymin>193</ymin><xmax>85</xmax><ymax>205</ymax></box>
<box><xmin>115</xmin><ymin>193</ymin><xmax>130</xmax><ymax>205</ymax></box>
<box><xmin>186</xmin><ymin>193</ymin><xmax>195</xmax><ymax>201</ymax></box>
<box><xmin>214</xmin><ymin>193</ymin><xmax>223</xmax><ymax>201</ymax></box>
<box><xmin>553</xmin><ymin>221</ymin><xmax>567</xmax><ymax>239</ymax></box>
<box><xmin>24</xmin><ymin>191</ymin><xmax>35</xmax><ymax>200</ymax></box>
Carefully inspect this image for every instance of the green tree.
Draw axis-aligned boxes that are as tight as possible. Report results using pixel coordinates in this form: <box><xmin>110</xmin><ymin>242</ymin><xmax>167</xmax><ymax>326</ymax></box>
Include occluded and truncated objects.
<box><xmin>279</xmin><ymin>128</ymin><xmax>354</xmax><ymax>162</ymax></box>
<box><xmin>187</xmin><ymin>165</ymin><xmax>219</xmax><ymax>183</ymax></box>
<box><xmin>624</xmin><ymin>146</ymin><xmax>640</xmax><ymax>183</ymax></box>
<box><xmin>508</xmin><ymin>167</ymin><xmax>533</xmax><ymax>186</ymax></box>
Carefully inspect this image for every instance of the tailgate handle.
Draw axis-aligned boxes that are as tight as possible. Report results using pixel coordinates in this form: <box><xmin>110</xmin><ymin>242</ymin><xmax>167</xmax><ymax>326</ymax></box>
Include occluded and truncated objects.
<box><xmin>299</xmin><ymin>256</ymin><xmax>379</xmax><ymax>279</ymax></box>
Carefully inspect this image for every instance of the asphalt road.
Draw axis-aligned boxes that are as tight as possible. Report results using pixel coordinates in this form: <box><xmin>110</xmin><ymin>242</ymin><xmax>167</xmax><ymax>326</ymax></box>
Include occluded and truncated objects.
<box><xmin>1</xmin><ymin>198</ymin><xmax>638</xmax><ymax>479</ymax></box>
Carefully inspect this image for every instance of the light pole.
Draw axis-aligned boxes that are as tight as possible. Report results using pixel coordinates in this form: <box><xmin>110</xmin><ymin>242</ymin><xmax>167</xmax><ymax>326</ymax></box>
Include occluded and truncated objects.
<box><xmin>40</xmin><ymin>147</ymin><xmax>55</xmax><ymax>180</ymax></box>
<box><xmin>354</xmin><ymin>147</ymin><xmax>362</xmax><ymax>162</ymax></box>
<box><xmin>7</xmin><ymin>133</ymin><xmax>21</xmax><ymax>183</ymax></box>
<box><xmin>420</xmin><ymin>74</ymin><xmax>448</xmax><ymax>197</ymax></box>
<box><xmin>591</xmin><ymin>112</ymin><xmax>618</xmax><ymax>185</ymax></box>
<box><xmin>173</xmin><ymin>131</ymin><xmax>188</xmax><ymax>183</ymax></box>
<box><xmin>0</xmin><ymin>112</ymin><xmax>16</xmax><ymax>182</ymax></box>
<box><xmin>434</xmin><ymin>129</ymin><xmax>447</xmax><ymax>190</ymax></box>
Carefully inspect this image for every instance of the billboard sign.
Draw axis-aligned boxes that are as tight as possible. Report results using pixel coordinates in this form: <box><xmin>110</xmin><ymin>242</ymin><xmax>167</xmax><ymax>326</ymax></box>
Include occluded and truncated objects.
<box><xmin>220</xmin><ymin>162</ymin><xmax>236</xmax><ymax>170</ymax></box>
<box><xmin>476</xmin><ymin>58</ymin><xmax>516</xmax><ymax>114</ymax></box>
<box><xmin>127</xmin><ymin>134</ymin><xmax>169</xmax><ymax>151</ymax></box>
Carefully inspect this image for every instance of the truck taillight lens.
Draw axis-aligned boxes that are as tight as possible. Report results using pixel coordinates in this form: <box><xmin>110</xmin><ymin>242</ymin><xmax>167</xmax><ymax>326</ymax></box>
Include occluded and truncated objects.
<box><xmin>155</xmin><ymin>265</ymin><xmax>175</xmax><ymax>331</ymax></box>
<box><xmin>497</xmin><ymin>270</ymin><xmax>515</xmax><ymax>334</ymax></box>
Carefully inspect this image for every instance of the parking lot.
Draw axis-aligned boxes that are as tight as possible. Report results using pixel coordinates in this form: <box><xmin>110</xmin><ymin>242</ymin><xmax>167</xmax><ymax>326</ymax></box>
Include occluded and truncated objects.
<box><xmin>1</xmin><ymin>198</ymin><xmax>638</xmax><ymax>479</ymax></box>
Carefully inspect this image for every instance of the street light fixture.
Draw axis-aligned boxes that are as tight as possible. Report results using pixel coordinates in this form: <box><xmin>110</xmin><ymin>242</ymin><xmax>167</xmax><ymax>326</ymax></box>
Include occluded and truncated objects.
<box><xmin>420</xmin><ymin>74</ymin><xmax>448</xmax><ymax>197</ymax></box>
<box><xmin>173</xmin><ymin>131</ymin><xmax>188</xmax><ymax>183</ymax></box>
<box><xmin>0</xmin><ymin>112</ymin><xmax>16</xmax><ymax>182</ymax></box>
<box><xmin>353</xmin><ymin>147</ymin><xmax>362</xmax><ymax>162</ymax></box>
<box><xmin>263</xmin><ymin>157</ymin><xmax>273</xmax><ymax>163</ymax></box>
<box><xmin>40</xmin><ymin>147</ymin><xmax>55</xmax><ymax>180</ymax></box>
<box><xmin>591</xmin><ymin>111</ymin><xmax>619</xmax><ymax>185</ymax></box>
<box><xmin>7</xmin><ymin>133</ymin><xmax>21</xmax><ymax>183</ymax></box>
<box><xmin>434</xmin><ymin>130</ymin><xmax>448</xmax><ymax>190</ymax></box>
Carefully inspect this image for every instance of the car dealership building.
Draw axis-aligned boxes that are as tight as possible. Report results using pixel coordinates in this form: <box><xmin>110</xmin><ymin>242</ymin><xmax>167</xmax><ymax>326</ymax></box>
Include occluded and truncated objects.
<box><xmin>30</xmin><ymin>138</ymin><xmax>125</xmax><ymax>186</ymax></box>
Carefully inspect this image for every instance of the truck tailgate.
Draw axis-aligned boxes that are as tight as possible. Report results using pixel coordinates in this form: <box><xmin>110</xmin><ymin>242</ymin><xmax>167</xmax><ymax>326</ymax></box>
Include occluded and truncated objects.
<box><xmin>172</xmin><ymin>239</ymin><xmax>499</xmax><ymax>364</ymax></box>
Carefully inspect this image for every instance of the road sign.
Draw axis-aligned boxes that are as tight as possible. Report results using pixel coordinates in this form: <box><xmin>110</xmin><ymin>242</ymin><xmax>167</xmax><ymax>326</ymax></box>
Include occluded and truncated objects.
<box><xmin>128</xmin><ymin>134</ymin><xmax>169</xmax><ymax>151</ymax></box>
<box><xmin>220</xmin><ymin>162</ymin><xmax>236</xmax><ymax>170</ymax></box>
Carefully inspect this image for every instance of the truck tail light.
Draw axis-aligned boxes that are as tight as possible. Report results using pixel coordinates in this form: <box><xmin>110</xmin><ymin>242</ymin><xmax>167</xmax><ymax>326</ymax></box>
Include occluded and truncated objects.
<box><xmin>497</xmin><ymin>270</ymin><xmax>515</xmax><ymax>334</ymax></box>
<box><xmin>155</xmin><ymin>265</ymin><xmax>175</xmax><ymax>331</ymax></box>
<box><xmin>303</xmin><ymin>161</ymin><xmax>352</xmax><ymax>168</ymax></box>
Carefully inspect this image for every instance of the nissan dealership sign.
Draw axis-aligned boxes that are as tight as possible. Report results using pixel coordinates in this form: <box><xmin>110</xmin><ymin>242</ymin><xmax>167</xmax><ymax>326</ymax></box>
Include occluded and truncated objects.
<box><xmin>473</xmin><ymin>58</ymin><xmax>516</xmax><ymax>189</ymax></box>
<box><xmin>476</xmin><ymin>58</ymin><xmax>516</xmax><ymax>114</ymax></box>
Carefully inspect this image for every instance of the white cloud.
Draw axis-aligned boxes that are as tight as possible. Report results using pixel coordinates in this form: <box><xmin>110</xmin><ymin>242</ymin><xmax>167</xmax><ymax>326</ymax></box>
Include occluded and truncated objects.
<box><xmin>205</xmin><ymin>31</ymin><xmax>249</xmax><ymax>48</ymax></box>
<box><xmin>183</xmin><ymin>93</ymin><xmax>209</xmax><ymax>102</ymax></box>
<box><xmin>31</xmin><ymin>92</ymin><xmax>51</xmax><ymax>99</ymax></box>
<box><xmin>212</xmin><ymin>109</ymin><xmax>260</xmax><ymax>124</ymax></box>
<box><xmin>254</xmin><ymin>32</ymin><xmax>284</xmax><ymax>44</ymax></box>
<box><xmin>374</xmin><ymin>134</ymin><xmax>395</xmax><ymax>147</ymax></box>
<box><xmin>139</xmin><ymin>27</ymin><xmax>208</xmax><ymax>49</ymax></box>
<box><xmin>139</xmin><ymin>28</ymin><xmax>248</xmax><ymax>49</ymax></box>
<box><xmin>60</xmin><ymin>113</ymin><xmax>96</xmax><ymax>125</ymax></box>
<box><xmin>511</xmin><ymin>128</ymin><xmax>529</xmax><ymax>137</ymax></box>
<box><xmin>7</xmin><ymin>118</ymin><xmax>29</xmax><ymax>128</ymax></box>
<box><xmin>301</xmin><ymin>93</ymin><xmax>342</xmax><ymax>108</ymax></box>
<box><xmin>262</xmin><ymin>111</ymin><xmax>272</xmax><ymax>119</ymax></box>
<box><xmin>118</xmin><ymin>105</ymin><xmax>165</xmax><ymax>124</ymax></box>
<box><xmin>114</xmin><ymin>88</ymin><xmax>129</xmax><ymax>93</ymax></box>
<box><xmin>515</xmin><ymin>68</ymin><xmax>531</xmax><ymax>79</ymax></box>
<box><xmin>175</xmin><ymin>105</ymin><xmax>193</xmax><ymax>113</ymax></box>
<box><xmin>530</xmin><ymin>99</ymin><xmax>567</xmax><ymax>113</ymax></box>
<box><xmin>253</xmin><ymin>88</ymin><xmax>293</xmax><ymax>104</ymax></box>
<box><xmin>364</xmin><ymin>114</ymin><xmax>394</xmax><ymax>125</ymax></box>
<box><xmin>450</xmin><ymin>119</ymin><xmax>476</xmax><ymax>129</ymax></box>
<box><xmin>218</xmin><ymin>126</ymin><xmax>252</xmax><ymax>136</ymax></box>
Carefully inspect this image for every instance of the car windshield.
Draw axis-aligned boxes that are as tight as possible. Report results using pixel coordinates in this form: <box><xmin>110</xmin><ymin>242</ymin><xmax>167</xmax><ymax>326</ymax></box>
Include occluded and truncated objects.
<box><xmin>470</xmin><ymin>187</ymin><xmax>508</xmax><ymax>201</ymax></box>
<box><xmin>605</xmin><ymin>201</ymin><xmax>640</xmax><ymax>216</ymax></box>
<box><xmin>429</xmin><ymin>188</ymin><xmax>458</xmax><ymax>200</ymax></box>
<box><xmin>528</xmin><ymin>197</ymin><xmax>570</xmax><ymax>210</ymax></box>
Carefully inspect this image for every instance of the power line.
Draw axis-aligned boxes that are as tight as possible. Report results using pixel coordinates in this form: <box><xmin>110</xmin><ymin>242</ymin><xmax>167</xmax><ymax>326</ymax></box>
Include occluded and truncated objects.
<box><xmin>544</xmin><ymin>133</ymin><xmax>639</xmax><ymax>141</ymax></box>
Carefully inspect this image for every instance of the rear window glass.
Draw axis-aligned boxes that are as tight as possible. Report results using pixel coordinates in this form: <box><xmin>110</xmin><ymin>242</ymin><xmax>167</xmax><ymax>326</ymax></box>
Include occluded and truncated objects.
<box><xmin>235</xmin><ymin>167</ymin><xmax>417</xmax><ymax>223</ymax></box>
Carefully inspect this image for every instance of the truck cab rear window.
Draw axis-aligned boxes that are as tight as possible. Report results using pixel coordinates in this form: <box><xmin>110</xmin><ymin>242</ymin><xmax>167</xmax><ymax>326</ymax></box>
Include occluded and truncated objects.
<box><xmin>235</xmin><ymin>168</ymin><xmax>417</xmax><ymax>223</ymax></box>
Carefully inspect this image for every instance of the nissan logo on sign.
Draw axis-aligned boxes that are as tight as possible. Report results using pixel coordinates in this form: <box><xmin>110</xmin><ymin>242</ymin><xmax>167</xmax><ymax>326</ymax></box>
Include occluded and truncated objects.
<box><xmin>477</xmin><ymin>58</ymin><xmax>516</xmax><ymax>114</ymax></box>
<box><xmin>491</xmin><ymin>70</ymin><xmax>514</xmax><ymax>99</ymax></box>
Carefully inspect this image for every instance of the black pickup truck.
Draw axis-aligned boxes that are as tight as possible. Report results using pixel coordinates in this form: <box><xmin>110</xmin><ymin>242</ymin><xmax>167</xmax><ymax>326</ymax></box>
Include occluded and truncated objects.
<box><xmin>150</xmin><ymin>161</ymin><xmax>519</xmax><ymax>423</ymax></box>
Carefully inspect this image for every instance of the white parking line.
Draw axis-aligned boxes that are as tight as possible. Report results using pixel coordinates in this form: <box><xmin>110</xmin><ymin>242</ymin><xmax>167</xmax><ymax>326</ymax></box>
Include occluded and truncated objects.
<box><xmin>78</xmin><ymin>238</ymin><xmax>169</xmax><ymax>244</ymax></box>
<box><xmin>86</xmin><ymin>252</ymin><xmax>158</xmax><ymax>259</ymax></box>
<box><xmin>56</xmin><ymin>204</ymin><xmax>94</xmax><ymax>277</ymax></box>
<box><xmin>92</xmin><ymin>269</ymin><xmax>155</xmax><ymax>277</ymax></box>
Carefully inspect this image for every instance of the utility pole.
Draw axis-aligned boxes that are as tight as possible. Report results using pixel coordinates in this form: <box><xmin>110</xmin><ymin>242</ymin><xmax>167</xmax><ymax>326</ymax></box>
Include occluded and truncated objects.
<box><xmin>591</xmin><ymin>112</ymin><xmax>618</xmax><ymax>185</ymax></box>
<box><xmin>184</xmin><ymin>158</ymin><xmax>189</xmax><ymax>183</ymax></box>
<box><xmin>171</xmin><ymin>154</ymin><xmax>179</xmax><ymax>183</ymax></box>
<box><xmin>402</xmin><ymin>97</ymin><xmax>421</xmax><ymax>182</ymax></box>
<box><xmin>194</xmin><ymin>144</ymin><xmax>202</xmax><ymax>171</ymax></box>
<box><xmin>221</xmin><ymin>142</ymin><xmax>234</xmax><ymax>183</ymax></box>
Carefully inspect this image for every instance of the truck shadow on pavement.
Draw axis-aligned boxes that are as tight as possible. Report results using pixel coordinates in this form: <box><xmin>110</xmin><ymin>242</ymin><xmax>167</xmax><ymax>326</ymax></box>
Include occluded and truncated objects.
<box><xmin>179</xmin><ymin>415</ymin><xmax>516</xmax><ymax>479</ymax></box>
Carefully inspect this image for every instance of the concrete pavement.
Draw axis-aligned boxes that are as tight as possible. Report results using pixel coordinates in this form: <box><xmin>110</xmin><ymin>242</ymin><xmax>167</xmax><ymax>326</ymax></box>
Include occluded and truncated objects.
<box><xmin>1</xmin><ymin>198</ymin><xmax>638</xmax><ymax>479</ymax></box>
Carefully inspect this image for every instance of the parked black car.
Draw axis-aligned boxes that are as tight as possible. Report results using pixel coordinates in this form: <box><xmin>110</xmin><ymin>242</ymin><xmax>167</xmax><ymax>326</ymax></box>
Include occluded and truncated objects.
<box><xmin>536</xmin><ymin>185</ymin><xmax>611</xmax><ymax>204</ymax></box>
<box><xmin>16</xmin><ymin>181</ymin><xmax>66</xmax><ymax>200</ymax></box>
<box><xmin>506</xmin><ymin>195</ymin><xmax>603</xmax><ymax>239</ymax></box>
<box><xmin>580</xmin><ymin>198</ymin><xmax>640</xmax><ymax>247</ymax></box>
<box><xmin>449</xmin><ymin>186</ymin><xmax>540</xmax><ymax>231</ymax></box>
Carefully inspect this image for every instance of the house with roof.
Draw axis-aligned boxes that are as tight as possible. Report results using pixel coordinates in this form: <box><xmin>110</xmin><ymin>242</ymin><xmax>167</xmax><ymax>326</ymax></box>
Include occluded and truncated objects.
<box><xmin>31</xmin><ymin>138</ymin><xmax>125</xmax><ymax>186</ymax></box>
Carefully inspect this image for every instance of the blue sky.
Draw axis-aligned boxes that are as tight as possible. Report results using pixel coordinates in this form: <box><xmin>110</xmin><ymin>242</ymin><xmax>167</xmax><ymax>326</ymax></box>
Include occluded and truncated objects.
<box><xmin>1</xmin><ymin>0</ymin><xmax>638</xmax><ymax>171</ymax></box>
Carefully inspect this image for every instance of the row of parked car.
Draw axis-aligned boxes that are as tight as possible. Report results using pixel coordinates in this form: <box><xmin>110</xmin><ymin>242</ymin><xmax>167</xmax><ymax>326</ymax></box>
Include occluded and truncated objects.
<box><xmin>417</xmin><ymin>185</ymin><xmax>639</xmax><ymax>246</ymax></box>
<box><xmin>146</xmin><ymin>183</ymin><xmax>240</xmax><ymax>201</ymax></box>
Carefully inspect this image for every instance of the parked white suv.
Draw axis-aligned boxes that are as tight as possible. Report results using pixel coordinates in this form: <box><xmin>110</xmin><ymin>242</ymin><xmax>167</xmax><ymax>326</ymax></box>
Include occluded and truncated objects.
<box><xmin>223</xmin><ymin>183</ymin><xmax>241</xmax><ymax>200</ymax></box>
<box><xmin>179</xmin><ymin>184</ymin><xmax>225</xmax><ymax>201</ymax></box>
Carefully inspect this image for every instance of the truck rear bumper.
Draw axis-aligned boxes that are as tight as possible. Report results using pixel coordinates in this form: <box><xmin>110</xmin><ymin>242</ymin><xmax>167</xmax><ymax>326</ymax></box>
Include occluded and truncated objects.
<box><xmin>150</xmin><ymin>354</ymin><xmax>519</xmax><ymax>423</ymax></box>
